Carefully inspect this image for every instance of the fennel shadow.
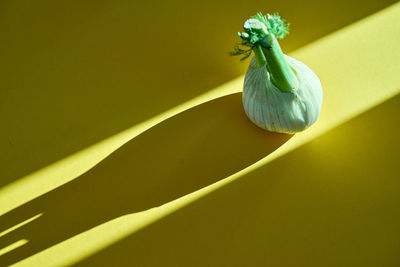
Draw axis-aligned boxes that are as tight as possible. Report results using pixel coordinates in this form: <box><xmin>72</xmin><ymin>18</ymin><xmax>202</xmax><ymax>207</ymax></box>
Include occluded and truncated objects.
<box><xmin>2</xmin><ymin>0</ymin><xmax>397</xmax><ymax>188</ymax></box>
<box><xmin>0</xmin><ymin>93</ymin><xmax>292</xmax><ymax>266</ymax></box>
<box><xmin>76</xmin><ymin>93</ymin><xmax>400</xmax><ymax>267</ymax></box>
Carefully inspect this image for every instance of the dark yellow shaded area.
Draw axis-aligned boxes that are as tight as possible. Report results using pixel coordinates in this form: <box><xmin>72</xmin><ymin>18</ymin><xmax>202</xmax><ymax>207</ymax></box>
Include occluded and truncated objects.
<box><xmin>1</xmin><ymin>1</ymin><xmax>400</xmax><ymax>266</ymax></box>
<box><xmin>0</xmin><ymin>240</ymin><xmax>28</xmax><ymax>258</ymax></box>
<box><xmin>0</xmin><ymin>93</ymin><xmax>292</xmax><ymax>266</ymax></box>
<box><xmin>0</xmin><ymin>0</ymin><xmax>397</xmax><ymax>187</ymax></box>
<box><xmin>76</xmin><ymin>93</ymin><xmax>400</xmax><ymax>267</ymax></box>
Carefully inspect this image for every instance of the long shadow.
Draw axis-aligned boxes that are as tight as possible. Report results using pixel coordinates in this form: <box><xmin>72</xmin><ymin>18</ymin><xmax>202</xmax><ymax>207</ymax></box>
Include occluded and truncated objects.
<box><xmin>1</xmin><ymin>0</ymin><xmax>397</xmax><ymax>188</ymax></box>
<box><xmin>74</xmin><ymin>94</ymin><xmax>400</xmax><ymax>267</ymax></box>
<box><xmin>0</xmin><ymin>93</ymin><xmax>292</xmax><ymax>266</ymax></box>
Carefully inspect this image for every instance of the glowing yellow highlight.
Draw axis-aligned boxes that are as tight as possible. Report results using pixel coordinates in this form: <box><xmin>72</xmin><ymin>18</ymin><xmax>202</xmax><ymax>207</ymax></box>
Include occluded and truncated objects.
<box><xmin>0</xmin><ymin>79</ymin><xmax>239</xmax><ymax>217</ymax></box>
<box><xmin>2</xmin><ymin>2</ymin><xmax>400</xmax><ymax>218</ymax></box>
<box><xmin>0</xmin><ymin>240</ymin><xmax>28</xmax><ymax>257</ymax></box>
<box><xmin>9</xmin><ymin>3</ymin><xmax>400</xmax><ymax>266</ymax></box>
<box><xmin>0</xmin><ymin>214</ymin><xmax>42</xmax><ymax>238</ymax></box>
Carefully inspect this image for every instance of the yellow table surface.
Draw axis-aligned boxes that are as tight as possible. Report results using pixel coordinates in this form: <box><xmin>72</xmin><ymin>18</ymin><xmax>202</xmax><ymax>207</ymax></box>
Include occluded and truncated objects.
<box><xmin>1</xmin><ymin>0</ymin><xmax>400</xmax><ymax>266</ymax></box>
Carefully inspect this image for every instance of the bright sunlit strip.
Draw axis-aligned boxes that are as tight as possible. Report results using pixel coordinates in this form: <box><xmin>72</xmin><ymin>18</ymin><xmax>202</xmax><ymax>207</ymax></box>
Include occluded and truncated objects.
<box><xmin>0</xmin><ymin>214</ymin><xmax>42</xmax><ymax>238</ymax></box>
<box><xmin>10</xmin><ymin>3</ymin><xmax>400</xmax><ymax>266</ymax></box>
<box><xmin>1</xmin><ymin>2</ymin><xmax>399</xmax><ymax>218</ymax></box>
<box><xmin>0</xmin><ymin>77</ymin><xmax>241</xmax><ymax>217</ymax></box>
<box><xmin>0</xmin><ymin>239</ymin><xmax>28</xmax><ymax>257</ymax></box>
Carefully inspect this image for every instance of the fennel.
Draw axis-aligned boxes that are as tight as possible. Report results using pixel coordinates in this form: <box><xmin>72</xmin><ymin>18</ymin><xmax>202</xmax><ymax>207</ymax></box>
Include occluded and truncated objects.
<box><xmin>231</xmin><ymin>13</ymin><xmax>323</xmax><ymax>133</ymax></box>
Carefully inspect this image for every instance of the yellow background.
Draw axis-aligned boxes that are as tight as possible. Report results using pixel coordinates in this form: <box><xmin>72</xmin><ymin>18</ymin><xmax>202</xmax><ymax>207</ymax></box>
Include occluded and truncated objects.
<box><xmin>1</xmin><ymin>0</ymin><xmax>400</xmax><ymax>266</ymax></box>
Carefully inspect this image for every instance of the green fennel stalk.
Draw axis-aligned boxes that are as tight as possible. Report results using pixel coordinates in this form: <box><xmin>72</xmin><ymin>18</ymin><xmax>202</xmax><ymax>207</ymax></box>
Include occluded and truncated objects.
<box><xmin>231</xmin><ymin>13</ymin><xmax>297</xmax><ymax>93</ymax></box>
<box><xmin>231</xmin><ymin>12</ymin><xmax>323</xmax><ymax>133</ymax></box>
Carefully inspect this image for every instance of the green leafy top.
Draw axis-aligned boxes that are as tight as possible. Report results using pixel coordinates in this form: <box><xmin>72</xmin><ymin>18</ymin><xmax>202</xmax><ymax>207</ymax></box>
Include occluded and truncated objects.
<box><xmin>252</xmin><ymin>13</ymin><xmax>290</xmax><ymax>39</ymax></box>
<box><xmin>230</xmin><ymin>13</ymin><xmax>290</xmax><ymax>61</ymax></box>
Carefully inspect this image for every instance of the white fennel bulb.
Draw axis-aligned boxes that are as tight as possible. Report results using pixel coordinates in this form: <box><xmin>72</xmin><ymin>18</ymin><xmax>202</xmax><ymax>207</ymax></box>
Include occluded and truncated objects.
<box><xmin>243</xmin><ymin>55</ymin><xmax>322</xmax><ymax>133</ymax></box>
<box><xmin>231</xmin><ymin>13</ymin><xmax>323</xmax><ymax>133</ymax></box>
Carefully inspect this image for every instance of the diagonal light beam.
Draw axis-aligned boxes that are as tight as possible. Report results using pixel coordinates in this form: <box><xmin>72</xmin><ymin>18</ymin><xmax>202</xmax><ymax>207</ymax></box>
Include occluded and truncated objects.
<box><xmin>1</xmin><ymin>2</ymin><xmax>400</xmax><ymax>219</ymax></box>
<box><xmin>8</xmin><ymin>2</ymin><xmax>400</xmax><ymax>266</ymax></box>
